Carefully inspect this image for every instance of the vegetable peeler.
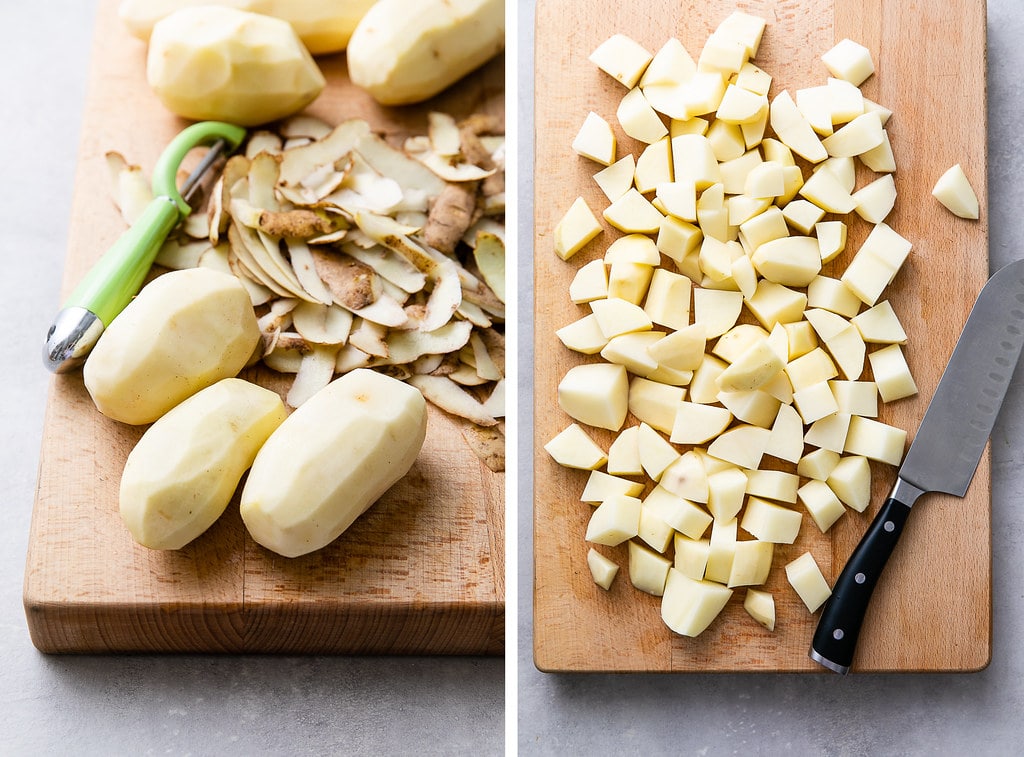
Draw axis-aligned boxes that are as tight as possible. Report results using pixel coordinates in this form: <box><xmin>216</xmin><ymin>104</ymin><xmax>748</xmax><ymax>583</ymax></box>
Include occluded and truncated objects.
<box><xmin>44</xmin><ymin>121</ymin><xmax>247</xmax><ymax>373</ymax></box>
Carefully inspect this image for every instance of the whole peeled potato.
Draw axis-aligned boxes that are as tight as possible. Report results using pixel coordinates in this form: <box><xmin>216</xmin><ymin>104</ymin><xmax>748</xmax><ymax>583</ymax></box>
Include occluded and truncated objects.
<box><xmin>346</xmin><ymin>0</ymin><xmax>504</xmax><ymax>106</ymax></box>
<box><xmin>119</xmin><ymin>0</ymin><xmax>378</xmax><ymax>55</ymax></box>
<box><xmin>83</xmin><ymin>268</ymin><xmax>260</xmax><ymax>425</ymax></box>
<box><xmin>119</xmin><ymin>378</ymin><xmax>288</xmax><ymax>550</ymax></box>
<box><xmin>147</xmin><ymin>5</ymin><xmax>325</xmax><ymax>126</ymax></box>
<box><xmin>240</xmin><ymin>369</ymin><xmax>427</xmax><ymax>558</ymax></box>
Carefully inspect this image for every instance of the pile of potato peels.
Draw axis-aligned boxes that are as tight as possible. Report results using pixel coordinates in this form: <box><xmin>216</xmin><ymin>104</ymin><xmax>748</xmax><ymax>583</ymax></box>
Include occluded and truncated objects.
<box><xmin>106</xmin><ymin>112</ymin><xmax>506</xmax><ymax>470</ymax></box>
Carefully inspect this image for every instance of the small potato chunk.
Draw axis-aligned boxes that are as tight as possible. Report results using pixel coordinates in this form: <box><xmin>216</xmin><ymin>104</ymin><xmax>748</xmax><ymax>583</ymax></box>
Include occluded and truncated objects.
<box><xmin>240</xmin><ymin>369</ymin><xmax>427</xmax><ymax>557</ymax></box>
<box><xmin>932</xmin><ymin>164</ymin><xmax>981</xmax><ymax>219</ymax></box>
<box><xmin>84</xmin><ymin>269</ymin><xmax>260</xmax><ymax>425</ymax></box>
<box><xmin>120</xmin><ymin>379</ymin><xmax>287</xmax><ymax>550</ymax></box>
<box><xmin>661</xmin><ymin>568</ymin><xmax>733</xmax><ymax>637</ymax></box>
<box><xmin>147</xmin><ymin>7</ymin><xmax>325</xmax><ymax>126</ymax></box>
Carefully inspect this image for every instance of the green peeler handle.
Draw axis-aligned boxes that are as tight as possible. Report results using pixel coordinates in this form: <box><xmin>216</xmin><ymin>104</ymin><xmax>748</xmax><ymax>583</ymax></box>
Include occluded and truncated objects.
<box><xmin>64</xmin><ymin>121</ymin><xmax>246</xmax><ymax>326</ymax></box>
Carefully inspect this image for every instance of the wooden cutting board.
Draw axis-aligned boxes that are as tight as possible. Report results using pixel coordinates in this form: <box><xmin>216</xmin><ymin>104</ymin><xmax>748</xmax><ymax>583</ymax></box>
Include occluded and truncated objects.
<box><xmin>24</xmin><ymin>0</ymin><xmax>504</xmax><ymax>654</ymax></box>
<box><xmin>534</xmin><ymin>0</ymin><xmax>989</xmax><ymax>672</ymax></box>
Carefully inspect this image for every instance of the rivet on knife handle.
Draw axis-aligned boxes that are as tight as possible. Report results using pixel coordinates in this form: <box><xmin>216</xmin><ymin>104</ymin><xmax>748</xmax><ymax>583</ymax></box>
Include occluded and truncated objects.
<box><xmin>809</xmin><ymin>483</ymin><xmax>921</xmax><ymax>674</ymax></box>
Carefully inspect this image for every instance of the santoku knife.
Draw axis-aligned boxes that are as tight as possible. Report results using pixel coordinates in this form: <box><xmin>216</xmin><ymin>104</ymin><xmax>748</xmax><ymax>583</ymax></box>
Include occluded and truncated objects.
<box><xmin>810</xmin><ymin>257</ymin><xmax>1024</xmax><ymax>674</ymax></box>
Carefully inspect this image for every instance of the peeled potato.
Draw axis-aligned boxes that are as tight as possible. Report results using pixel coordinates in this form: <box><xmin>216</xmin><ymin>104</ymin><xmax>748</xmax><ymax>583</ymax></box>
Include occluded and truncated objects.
<box><xmin>240</xmin><ymin>369</ymin><xmax>427</xmax><ymax>558</ymax></box>
<box><xmin>146</xmin><ymin>5</ymin><xmax>325</xmax><ymax>126</ymax></box>
<box><xmin>346</xmin><ymin>0</ymin><xmax>504</xmax><ymax>105</ymax></box>
<box><xmin>119</xmin><ymin>379</ymin><xmax>288</xmax><ymax>550</ymax></box>
<box><xmin>119</xmin><ymin>0</ymin><xmax>378</xmax><ymax>55</ymax></box>
<box><xmin>83</xmin><ymin>268</ymin><xmax>260</xmax><ymax>425</ymax></box>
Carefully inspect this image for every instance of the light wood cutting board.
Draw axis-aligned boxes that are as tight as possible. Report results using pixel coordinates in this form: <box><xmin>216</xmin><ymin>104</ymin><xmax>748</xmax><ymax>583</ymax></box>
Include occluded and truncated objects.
<box><xmin>534</xmin><ymin>0</ymin><xmax>989</xmax><ymax>672</ymax></box>
<box><xmin>24</xmin><ymin>0</ymin><xmax>504</xmax><ymax>655</ymax></box>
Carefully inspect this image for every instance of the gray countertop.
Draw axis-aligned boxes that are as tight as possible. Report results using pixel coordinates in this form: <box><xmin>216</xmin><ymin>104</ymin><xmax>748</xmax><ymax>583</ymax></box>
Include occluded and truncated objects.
<box><xmin>518</xmin><ymin>1</ymin><xmax>1024</xmax><ymax>754</ymax></box>
<box><xmin>1</xmin><ymin>2</ymin><xmax>502</xmax><ymax>754</ymax></box>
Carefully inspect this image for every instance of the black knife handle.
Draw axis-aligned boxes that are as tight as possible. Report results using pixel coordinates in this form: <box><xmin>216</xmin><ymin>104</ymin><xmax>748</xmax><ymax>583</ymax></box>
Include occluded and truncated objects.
<box><xmin>809</xmin><ymin>497</ymin><xmax>912</xmax><ymax>674</ymax></box>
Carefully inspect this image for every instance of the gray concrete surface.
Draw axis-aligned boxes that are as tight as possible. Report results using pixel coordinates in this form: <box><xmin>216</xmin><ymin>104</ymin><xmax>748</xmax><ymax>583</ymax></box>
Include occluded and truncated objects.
<box><xmin>518</xmin><ymin>1</ymin><xmax>1024</xmax><ymax>754</ymax></box>
<box><xmin>0</xmin><ymin>2</ymin><xmax>502</xmax><ymax>754</ymax></box>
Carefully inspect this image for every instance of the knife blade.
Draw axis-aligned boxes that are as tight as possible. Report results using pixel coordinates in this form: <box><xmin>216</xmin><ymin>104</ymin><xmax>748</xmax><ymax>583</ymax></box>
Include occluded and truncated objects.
<box><xmin>810</xmin><ymin>258</ymin><xmax>1024</xmax><ymax>674</ymax></box>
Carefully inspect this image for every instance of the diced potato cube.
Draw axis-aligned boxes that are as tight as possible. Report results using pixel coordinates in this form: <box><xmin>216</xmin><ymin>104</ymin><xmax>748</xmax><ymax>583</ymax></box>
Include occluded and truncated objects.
<box><xmin>799</xmin><ymin>165</ymin><xmax>856</xmax><ymax>213</ymax></box>
<box><xmin>640</xmin><ymin>38</ymin><xmax>697</xmax><ymax>87</ymax></box>
<box><xmin>585</xmin><ymin>494</ymin><xmax>642</xmax><ymax>546</ymax></box>
<box><xmin>617</xmin><ymin>87</ymin><xmax>669</xmax><ymax>144</ymax></box>
<box><xmin>590</xmin><ymin>34</ymin><xmax>653</xmax><ymax>88</ymax></box>
<box><xmin>798</xmin><ymin>448</ymin><xmax>841</xmax><ymax>481</ymax></box>
<box><xmin>704</xmin><ymin>517</ymin><xmax>738</xmax><ymax>583</ymax></box>
<box><xmin>556</xmin><ymin>313</ymin><xmax>609</xmax><ymax>355</ymax></box>
<box><xmin>736</xmin><ymin>61</ymin><xmax>771</xmax><ymax>95</ymax></box>
<box><xmin>860</xmin><ymin>130</ymin><xmax>897</xmax><ymax>173</ymax></box>
<box><xmin>932</xmin><ymin>163</ymin><xmax>980</xmax><ymax>219</ymax></box>
<box><xmin>694</xmin><ymin>288</ymin><xmax>744</xmax><ymax>338</ymax></box>
<box><xmin>590</xmin><ymin>297</ymin><xmax>653</xmax><ymax>338</ymax></box>
<box><xmin>745</xmin><ymin>469</ymin><xmax>799</xmax><ymax>503</ymax></box>
<box><xmin>674</xmin><ymin>534</ymin><xmax>711</xmax><ymax>579</ymax></box>
<box><xmin>868</xmin><ymin>344</ymin><xmax>918</xmax><ymax>402</ymax></box>
<box><xmin>637</xmin><ymin>422</ymin><xmax>680</xmax><ymax>481</ymax></box>
<box><xmin>717</xmin><ymin>389</ymin><xmax>781</xmax><ymax>428</ymax></box>
<box><xmin>604</xmin><ymin>187</ymin><xmax>665</xmax><ymax>233</ymax></box>
<box><xmin>660</xmin><ymin>450</ymin><xmax>709</xmax><ymax>503</ymax></box>
<box><xmin>717</xmin><ymin>85</ymin><xmax>768</xmax><ymax>124</ymax></box>
<box><xmin>661</xmin><ymin>568</ymin><xmax>733</xmax><ymax>637</ymax></box>
<box><xmin>743</xmin><ymin>588</ymin><xmax>776</xmax><ymax>631</ymax></box>
<box><xmin>804</xmin><ymin>412</ymin><xmax>851</xmax><ymax>453</ymax></box>
<box><xmin>607</xmin><ymin>425</ymin><xmax>642</xmax><ymax>476</ymax></box>
<box><xmin>740</xmin><ymin>496</ymin><xmax>802</xmax><ymax>543</ymax></box>
<box><xmin>715</xmin><ymin>11</ymin><xmax>767</xmax><ymax>57</ymax></box>
<box><xmin>785</xmin><ymin>552</ymin><xmax>832</xmax><ymax>612</ymax></box>
<box><xmin>634</xmin><ymin>137</ymin><xmax>673</xmax><ymax>193</ymax></box>
<box><xmin>844</xmin><ymin>416</ymin><xmax>907</xmax><ymax>466</ymax></box>
<box><xmin>554</xmin><ymin>197</ymin><xmax>603</xmax><ymax>260</ymax></box>
<box><xmin>657</xmin><ymin>216</ymin><xmax>703</xmax><ymax>263</ymax></box>
<box><xmin>581</xmin><ymin>470</ymin><xmax>645</xmax><ymax>503</ymax></box>
<box><xmin>786</xmin><ymin>347</ymin><xmax>838</xmax><ymax>391</ymax></box>
<box><xmin>770</xmin><ymin>90</ymin><xmax>828</xmax><ymax>163</ymax></box>
<box><xmin>707</xmin><ymin>467</ymin><xmax>748</xmax><ymax>521</ymax></box>
<box><xmin>719</xmin><ymin>149</ymin><xmax>763</xmax><ymax>194</ymax></box>
<box><xmin>782</xmin><ymin>199</ymin><xmax>826</xmax><ymax>235</ymax></box>
<box><xmin>745</xmin><ymin>281</ymin><xmax>808</xmax><ymax>330</ymax></box>
<box><xmin>657</xmin><ymin>180</ymin><xmax>698</xmax><ymax>222</ymax></box>
<box><xmin>670</xmin><ymin>400</ymin><xmax>732</xmax><ymax>445</ymax></box>
<box><xmin>594</xmin><ymin>154</ymin><xmax>636</xmax><ymax>202</ymax></box>
<box><xmin>822</xmin><ymin>112</ymin><xmax>884</xmax><ymax>157</ymax></box>
<box><xmin>544</xmin><ymin>423</ymin><xmax>608</xmax><ymax>470</ymax></box>
<box><xmin>634</xmin><ymin>506</ymin><xmax>675</xmax><ymax>553</ymax></box>
<box><xmin>572</xmin><ymin>111</ymin><xmax>616</xmax><ymax>165</ymax></box>
<box><xmin>707</xmin><ymin>424</ymin><xmax>771</xmax><ymax>469</ymax></box>
<box><xmin>821</xmin><ymin>38</ymin><xmax>874</xmax><ymax>86</ymax></box>
<box><xmin>793</xmin><ymin>380</ymin><xmax>839</xmax><ymax>424</ymax></box>
<box><xmin>829</xmin><ymin>380</ymin><xmax>878</xmax><ymax>417</ymax></box>
<box><xmin>740</xmin><ymin>205</ymin><xmax>789</xmax><ymax>250</ymax></box>
<box><xmin>717</xmin><ymin>337</ymin><xmax>786</xmax><ymax>392</ymax></box>
<box><xmin>708</xmin><ymin>119</ymin><xmax>748</xmax><ymax>162</ymax></box>
<box><xmin>806</xmin><ymin>276</ymin><xmax>861</xmax><ymax>319</ymax></box>
<box><xmin>765</xmin><ymin>404</ymin><xmax>804</xmax><ymax>463</ymax></box>
<box><xmin>853</xmin><ymin>174</ymin><xmax>897</xmax><ymax>224</ymax></box>
<box><xmin>751</xmin><ymin>236</ymin><xmax>822</xmax><ymax>287</ymax></box>
<box><xmin>627</xmin><ymin>377</ymin><xmax>685</xmax><ymax>434</ymax></box>
<box><xmin>798</xmin><ymin>479</ymin><xmax>846</xmax><ymax>532</ymax></box>
<box><xmin>815</xmin><ymin>220</ymin><xmax>847</xmax><ymax>264</ymax></box>
<box><xmin>783</xmin><ymin>320</ymin><xmax>818</xmax><ymax>360</ymax></box>
<box><xmin>587</xmin><ymin>548</ymin><xmax>620</xmax><ymax>590</ymax></box>
<box><xmin>650</xmin><ymin>324</ymin><xmax>705</xmax><ymax>371</ymax></box>
<box><xmin>851</xmin><ymin>300</ymin><xmax>908</xmax><ymax>344</ymax></box>
<box><xmin>569</xmin><ymin>259</ymin><xmax>608</xmax><ymax>304</ymax></box>
<box><xmin>645</xmin><ymin>485</ymin><xmax>713</xmax><ymax>539</ymax></box>
<box><xmin>629</xmin><ymin>540</ymin><xmax>673</xmax><ymax>594</ymax></box>
<box><xmin>727</xmin><ymin>539</ymin><xmax>774</xmax><ymax>587</ymax></box>
<box><xmin>558</xmin><ymin>362</ymin><xmax>629</xmax><ymax>431</ymax></box>
<box><xmin>827</xmin><ymin>454</ymin><xmax>872</xmax><ymax>512</ymax></box>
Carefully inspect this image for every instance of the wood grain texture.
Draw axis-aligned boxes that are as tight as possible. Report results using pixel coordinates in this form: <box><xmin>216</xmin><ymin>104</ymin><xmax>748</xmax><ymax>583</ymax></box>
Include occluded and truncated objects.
<box><xmin>534</xmin><ymin>0</ymin><xmax>988</xmax><ymax>672</ymax></box>
<box><xmin>24</xmin><ymin>0</ymin><xmax>504</xmax><ymax>655</ymax></box>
